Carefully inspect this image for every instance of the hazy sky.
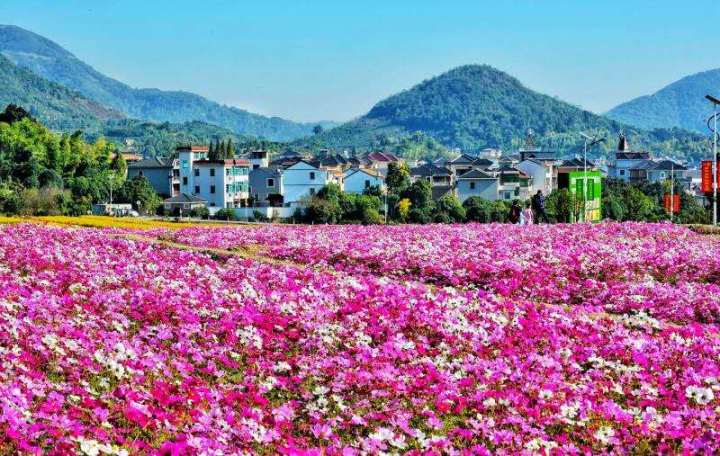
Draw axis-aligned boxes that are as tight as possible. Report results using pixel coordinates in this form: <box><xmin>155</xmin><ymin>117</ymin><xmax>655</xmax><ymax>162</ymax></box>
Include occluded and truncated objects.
<box><xmin>2</xmin><ymin>0</ymin><xmax>719</xmax><ymax>122</ymax></box>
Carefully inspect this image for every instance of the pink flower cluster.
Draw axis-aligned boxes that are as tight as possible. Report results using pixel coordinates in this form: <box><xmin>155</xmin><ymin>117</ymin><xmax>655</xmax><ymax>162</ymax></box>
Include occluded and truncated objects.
<box><xmin>0</xmin><ymin>222</ymin><xmax>719</xmax><ymax>454</ymax></box>
<box><xmin>169</xmin><ymin>222</ymin><xmax>720</xmax><ymax>324</ymax></box>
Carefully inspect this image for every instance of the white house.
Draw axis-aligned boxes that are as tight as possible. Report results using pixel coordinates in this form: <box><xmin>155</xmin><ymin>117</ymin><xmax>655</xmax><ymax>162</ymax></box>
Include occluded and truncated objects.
<box><xmin>516</xmin><ymin>159</ymin><xmax>555</xmax><ymax>195</ymax></box>
<box><xmin>192</xmin><ymin>159</ymin><xmax>250</xmax><ymax>210</ymax></box>
<box><xmin>343</xmin><ymin>168</ymin><xmax>384</xmax><ymax>194</ymax></box>
<box><xmin>282</xmin><ymin>160</ymin><xmax>330</xmax><ymax>205</ymax></box>
<box><xmin>455</xmin><ymin>169</ymin><xmax>499</xmax><ymax>203</ymax></box>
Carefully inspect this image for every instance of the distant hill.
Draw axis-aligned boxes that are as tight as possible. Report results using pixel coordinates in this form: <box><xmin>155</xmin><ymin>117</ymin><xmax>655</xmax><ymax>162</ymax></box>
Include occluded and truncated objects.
<box><xmin>305</xmin><ymin>65</ymin><xmax>707</xmax><ymax>161</ymax></box>
<box><xmin>0</xmin><ymin>53</ymin><xmax>122</xmax><ymax>131</ymax></box>
<box><xmin>606</xmin><ymin>68</ymin><xmax>720</xmax><ymax>132</ymax></box>
<box><xmin>0</xmin><ymin>24</ymin><xmax>335</xmax><ymax>141</ymax></box>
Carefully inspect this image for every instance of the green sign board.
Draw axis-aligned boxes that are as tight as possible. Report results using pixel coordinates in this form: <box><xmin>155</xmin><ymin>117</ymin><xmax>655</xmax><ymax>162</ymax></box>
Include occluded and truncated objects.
<box><xmin>568</xmin><ymin>170</ymin><xmax>602</xmax><ymax>222</ymax></box>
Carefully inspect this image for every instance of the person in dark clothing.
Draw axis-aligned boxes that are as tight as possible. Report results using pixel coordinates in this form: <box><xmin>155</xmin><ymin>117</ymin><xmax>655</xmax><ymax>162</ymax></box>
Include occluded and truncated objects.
<box><xmin>508</xmin><ymin>200</ymin><xmax>522</xmax><ymax>224</ymax></box>
<box><xmin>532</xmin><ymin>190</ymin><xmax>549</xmax><ymax>224</ymax></box>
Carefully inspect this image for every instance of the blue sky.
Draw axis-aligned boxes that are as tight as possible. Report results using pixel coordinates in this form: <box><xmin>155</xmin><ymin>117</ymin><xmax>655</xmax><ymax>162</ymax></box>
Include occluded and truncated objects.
<box><xmin>1</xmin><ymin>0</ymin><xmax>719</xmax><ymax>122</ymax></box>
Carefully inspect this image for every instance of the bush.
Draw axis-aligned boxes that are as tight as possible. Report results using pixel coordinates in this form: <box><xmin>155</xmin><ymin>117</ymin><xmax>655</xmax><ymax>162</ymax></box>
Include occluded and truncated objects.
<box><xmin>214</xmin><ymin>208</ymin><xmax>238</xmax><ymax>221</ymax></box>
<box><xmin>434</xmin><ymin>194</ymin><xmax>466</xmax><ymax>222</ymax></box>
<box><xmin>190</xmin><ymin>206</ymin><xmax>210</xmax><ymax>219</ymax></box>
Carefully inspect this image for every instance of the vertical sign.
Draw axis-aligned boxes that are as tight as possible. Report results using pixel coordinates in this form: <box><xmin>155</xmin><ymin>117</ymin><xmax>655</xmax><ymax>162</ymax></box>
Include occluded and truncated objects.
<box><xmin>702</xmin><ymin>161</ymin><xmax>713</xmax><ymax>193</ymax></box>
<box><xmin>663</xmin><ymin>194</ymin><xmax>680</xmax><ymax>214</ymax></box>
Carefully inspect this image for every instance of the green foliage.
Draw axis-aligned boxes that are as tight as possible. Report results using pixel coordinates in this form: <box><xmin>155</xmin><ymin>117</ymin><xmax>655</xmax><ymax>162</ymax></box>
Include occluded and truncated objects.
<box><xmin>115</xmin><ymin>176</ymin><xmax>162</xmax><ymax>215</ymax></box>
<box><xmin>434</xmin><ymin>193</ymin><xmax>466</xmax><ymax>223</ymax></box>
<box><xmin>401</xmin><ymin>179</ymin><xmax>433</xmax><ymax>212</ymax></box>
<box><xmin>214</xmin><ymin>208</ymin><xmax>238</xmax><ymax>220</ymax></box>
<box><xmin>0</xmin><ymin>106</ymin><xmax>149</xmax><ymax>215</ymax></box>
<box><xmin>386</xmin><ymin>162</ymin><xmax>411</xmax><ymax>195</ymax></box>
<box><xmin>463</xmin><ymin>196</ymin><xmax>509</xmax><ymax>223</ymax></box>
<box><xmin>601</xmin><ymin>179</ymin><xmax>668</xmax><ymax>222</ymax></box>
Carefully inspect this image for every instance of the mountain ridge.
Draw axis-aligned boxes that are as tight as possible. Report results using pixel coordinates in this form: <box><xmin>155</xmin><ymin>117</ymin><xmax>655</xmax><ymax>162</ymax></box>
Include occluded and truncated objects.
<box><xmin>0</xmin><ymin>24</ymin><xmax>333</xmax><ymax>141</ymax></box>
<box><xmin>303</xmin><ymin>64</ymin><xmax>707</xmax><ymax>161</ymax></box>
<box><xmin>606</xmin><ymin>68</ymin><xmax>720</xmax><ymax>132</ymax></box>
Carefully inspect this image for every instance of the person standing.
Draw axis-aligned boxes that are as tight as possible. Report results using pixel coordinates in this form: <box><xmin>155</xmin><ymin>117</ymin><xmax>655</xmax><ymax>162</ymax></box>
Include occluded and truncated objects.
<box><xmin>521</xmin><ymin>201</ymin><xmax>534</xmax><ymax>225</ymax></box>
<box><xmin>532</xmin><ymin>190</ymin><xmax>549</xmax><ymax>224</ymax></box>
<box><xmin>509</xmin><ymin>200</ymin><xmax>522</xmax><ymax>224</ymax></box>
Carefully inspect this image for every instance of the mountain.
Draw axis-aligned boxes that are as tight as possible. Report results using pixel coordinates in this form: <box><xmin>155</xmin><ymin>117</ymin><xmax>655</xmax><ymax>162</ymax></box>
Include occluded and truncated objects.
<box><xmin>606</xmin><ymin>69</ymin><xmax>720</xmax><ymax>132</ymax></box>
<box><xmin>0</xmin><ymin>53</ymin><xmax>123</xmax><ymax>131</ymax></box>
<box><xmin>0</xmin><ymin>25</ymin><xmax>334</xmax><ymax>141</ymax></box>
<box><xmin>305</xmin><ymin>65</ymin><xmax>707</xmax><ymax>161</ymax></box>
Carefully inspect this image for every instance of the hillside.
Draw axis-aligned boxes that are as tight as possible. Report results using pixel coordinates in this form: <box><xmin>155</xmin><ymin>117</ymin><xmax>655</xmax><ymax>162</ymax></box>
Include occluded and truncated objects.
<box><xmin>0</xmin><ymin>53</ymin><xmax>122</xmax><ymax>131</ymax></box>
<box><xmin>0</xmin><ymin>25</ymin><xmax>334</xmax><ymax>141</ymax></box>
<box><xmin>606</xmin><ymin>68</ymin><xmax>720</xmax><ymax>132</ymax></box>
<box><xmin>305</xmin><ymin>65</ymin><xmax>707</xmax><ymax>161</ymax></box>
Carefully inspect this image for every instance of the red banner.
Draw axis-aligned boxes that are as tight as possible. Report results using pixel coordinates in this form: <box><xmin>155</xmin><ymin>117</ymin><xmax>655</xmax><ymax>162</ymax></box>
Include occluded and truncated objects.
<box><xmin>702</xmin><ymin>161</ymin><xmax>713</xmax><ymax>193</ymax></box>
<box><xmin>701</xmin><ymin>160</ymin><xmax>720</xmax><ymax>193</ymax></box>
<box><xmin>663</xmin><ymin>193</ymin><xmax>680</xmax><ymax>214</ymax></box>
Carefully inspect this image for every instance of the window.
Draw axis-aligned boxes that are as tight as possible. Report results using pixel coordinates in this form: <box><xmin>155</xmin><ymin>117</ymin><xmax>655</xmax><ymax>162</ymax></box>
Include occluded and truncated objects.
<box><xmin>470</xmin><ymin>182</ymin><xmax>476</xmax><ymax>190</ymax></box>
<box><xmin>182</xmin><ymin>177</ymin><xmax>188</xmax><ymax>185</ymax></box>
<box><xmin>310</xmin><ymin>172</ymin><xmax>316</xmax><ymax>180</ymax></box>
<box><xmin>365</xmin><ymin>180</ymin><xmax>370</xmax><ymax>188</ymax></box>
<box><xmin>194</xmin><ymin>169</ymin><xmax>199</xmax><ymax>177</ymax></box>
<box><xmin>267</xmin><ymin>178</ymin><xmax>275</xmax><ymax>188</ymax></box>
<box><xmin>619</xmin><ymin>170</ymin><xmax>626</xmax><ymax>176</ymax></box>
<box><xmin>226</xmin><ymin>184</ymin><xmax>231</xmax><ymax>194</ymax></box>
<box><xmin>139</xmin><ymin>170</ymin><xmax>144</xmax><ymax>177</ymax></box>
<box><xmin>309</xmin><ymin>188</ymin><xmax>316</xmax><ymax>196</ymax></box>
<box><xmin>226</xmin><ymin>168</ymin><xmax>231</xmax><ymax>176</ymax></box>
<box><xmin>181</xmin><ymin>160</ymin><xmax>188</xmax><ymax>169</ymax></box>
<box><xmin>253</xmin><ymin>164</ymin><xmax>260</xmax><ymax>170</ymax></box>
<box><xmin>210</xmin><ymin>185</ymin><xmax>216</xmax><ymax>194</ymax></box>
<box><xmin>210</xmin><ymin>169</ymin><xmax>215</xmax><ymax>177</ymax></box>
<box><xmin>194</xmin><ymin>185</ymin><xmax>200</xmax><ymax>194</ymax></box>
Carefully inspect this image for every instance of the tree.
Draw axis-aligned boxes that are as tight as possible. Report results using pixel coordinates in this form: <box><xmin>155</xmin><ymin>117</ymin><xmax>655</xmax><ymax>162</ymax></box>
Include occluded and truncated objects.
<box><xmin>463</xmin><ymin>196</ymin><xmax>493</xmax><ymax>223</ymax></box>
<box><xmin>226</xmin><ymin>139</ymin><xmax>235</xmax><ymax>158</ymax></box>
<box><xmin>0</xmin><ymin>104</ymin><xmax>34</xmax><ymax>124</ymax></box>
<box><xmin>313</xmin><ymin>125</ymin><xmax>324</xmax><ymax>135</ymax></box>
<box><xmin>386</xmin><ymin>162</ymin><xmax>411</xmax><ymax>195</ymax></box>
<box><xmin>115</xmin><ymin>176</ymin><xmax>161</xmax><ymax>215</ymax></box>
<box><xmin>396</xmin><ymin>198</ymin><xmax>411</xmax><ymax>222</ymax></box>
<box><xmin>208</xmin><ymin>141</ymin><xmax>217</xmax><ymax>160</ymax></box>
<box><xmin>434</xmin><ymin>193</ymin><xmax>466</xmax><ymax>223</ymax></box>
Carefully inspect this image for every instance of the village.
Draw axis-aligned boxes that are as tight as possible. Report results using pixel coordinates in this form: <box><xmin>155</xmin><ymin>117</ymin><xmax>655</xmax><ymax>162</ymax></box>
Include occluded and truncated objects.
<box><xmin>120</xmin><ymin>131</ymin><xmax>693</xmax><ymax>223</ymax></box>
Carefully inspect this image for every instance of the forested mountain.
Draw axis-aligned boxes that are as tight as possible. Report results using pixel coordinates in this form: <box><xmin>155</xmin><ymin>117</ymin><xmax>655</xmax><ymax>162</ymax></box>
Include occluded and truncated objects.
<box><xmin>305</xmin><ymin>65</ymin><xmax>708</xmax><ymax>161</ymax></box>
<box><xmin>0</xmin><ymin>25</ymin><xmax>334</xmax><ymax>141</ymax></box>
<box><xmin>0</xmin><ymin>53</ymin><xmax>122</xmax><ymax>131</ymax></box>
<box><xmin>606</xmin><ymin>68</ymin><xmax>720</xmax><ymax>132</ymax></box>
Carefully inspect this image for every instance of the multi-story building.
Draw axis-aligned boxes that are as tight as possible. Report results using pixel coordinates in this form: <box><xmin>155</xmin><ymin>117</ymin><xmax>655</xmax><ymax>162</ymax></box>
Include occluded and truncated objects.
<box><xmin>191</xmin><ymin>159</ymin><xmax>251</xmax><ymax>209</ymax></box>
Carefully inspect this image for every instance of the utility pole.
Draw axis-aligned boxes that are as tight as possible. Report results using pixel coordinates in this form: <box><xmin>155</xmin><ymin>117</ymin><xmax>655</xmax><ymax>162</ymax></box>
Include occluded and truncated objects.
<box><xmin>670</xmin><ymin>162</ymin><xmax>674</xmax><ymax>222</ymax></box>
<box><xmin>706</xmin><ymin>95</ymin><xmax>720</xmax><ymax>225</ymax></box>
<box><xmin>579</xmin><ymin>133</ymin><xmax>605</xmax><ymax>222</ymax></box>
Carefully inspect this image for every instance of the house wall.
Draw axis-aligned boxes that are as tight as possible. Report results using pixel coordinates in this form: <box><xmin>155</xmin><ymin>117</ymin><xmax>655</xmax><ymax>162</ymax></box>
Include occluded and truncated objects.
<box><xmin>456</xmin><ymin>179</ymin><xmax>498</xmax><ymax>202</ymax></box>
<box><xmin>194</xmin><ymin>164</ymin><xmax>249</xmax><ymax>208</ymax></box>
<box><xmin>517</xmin><ymin>161</ymin><xmax>551</xmax><ymax>194</ymax></box>
<box><xmin>249</xmin><ymin>169</ymin><xmax>283</xmax><ymax>205</ymax></box>
<box><xmin>283</xmin><ymin>162</ymin><xmax>329</xmax><ymax>204</ymax></box>
<box><xmin>127</xmin><ymin>167</ymin><xmax>172</xmax><ymax>197</ymax></box>
<box><xmin>344</xmin><ymin>171</ymin><xmax>383</xmax><ymax>194</ymax></box>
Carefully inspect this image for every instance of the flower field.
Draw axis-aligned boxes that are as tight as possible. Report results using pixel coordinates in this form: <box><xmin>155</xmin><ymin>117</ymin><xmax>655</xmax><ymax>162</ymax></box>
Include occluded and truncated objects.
<box><xmin>0</xmin><ymin>222</ymin><xmax>719</xmax><ymax>454</ymax></box>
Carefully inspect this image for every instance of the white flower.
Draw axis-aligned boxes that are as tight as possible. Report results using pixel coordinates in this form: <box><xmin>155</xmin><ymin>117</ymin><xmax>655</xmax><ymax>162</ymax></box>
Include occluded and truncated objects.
<box><xmin>594</xmin><ymin>426</ymin><xmax>615</xmax><ymax>444</ymax></box>
<box><xmin>686</xmin><ymin>385</ymin><xmax>715</xmax><ymax>405</ymax></box>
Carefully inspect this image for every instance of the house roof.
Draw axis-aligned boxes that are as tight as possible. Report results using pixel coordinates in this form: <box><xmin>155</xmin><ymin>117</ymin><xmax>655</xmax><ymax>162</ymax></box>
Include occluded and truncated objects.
<box><xmin>128</xmin><ymin>157</ymin><xmax>173</xmax><ymax>169</ymax></box>
<box><xmin>176</xmin><ymin>145</ymin><xmax>209</xmax><ymax>153</ymax></box>
<box><xmin>626</xmin><ymin>160</ymin><xmax>656</xmax><ymax>170</ymax></box>
<box><xmin>344</xmin><ymin>167</ymin><xmax>383</xmax><ymax>179</ymax></box>
<box><xmin>616</xmin><ymin>151</ymin><xmax>650</xmax><ymax>160</ymax></box>
<box><xmin>410</xmin><ymin>164</ymin><xmax>451</xmax><ymax>177</ymax></box>
<box><xmin>163</xmin><ymin>193</ymin><xmax>207</xmax><ymax>204</ymax></box>
<box><xmin>651</xmin><ymin>160</ymin><xmax>687</xmax><ymax>171</ymax></box>
<box><xmin>365</xmin><ymin>151</ymin><xmax>400</xmax><ymax>163</ymax></box>
<box><xmin>499</xmin><ymin>165</ymin><xmax>530</xmax><ymax>178</ymax></box>
<box><xmin>560</xmin><ymin>158</ymin><xmax>595</xmax><ymax>168</ymax></box>
<box><xmin>457</xmin><ymin>169</ymin><xmax>496</xmax><ymax>180</ymax></box>
<box><xmin>320</xmin><ymin>154</ymin><xmax>350</xmax><ymax>167</ymax></box>
<box><xmin>472</xmin><ymin>158</ymin><xmax>494</xmax><ymax>168</ymax></box>
<box><xmin>520</xmin><ymin>150</ymin><xmax>557</xmax><ymax>161</ymax></box>
<box><xmin>283</xmin><ymin>159</ymin><xmax>321</xmax><ymax>170</ymax></box>
<box><xmin>449</xmin><ymin>153</ymin><xmax>478</xmax><ymax>165</ymax></box>
<box><xmin>193</xmin><ymin>159</ymin><xmax>251</xmax><ymax>166</ymax></box>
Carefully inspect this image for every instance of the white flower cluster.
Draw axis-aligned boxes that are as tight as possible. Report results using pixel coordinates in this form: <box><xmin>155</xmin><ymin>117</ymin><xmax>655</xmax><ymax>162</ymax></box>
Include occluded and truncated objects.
<box><xmin>76</xmin><ymin>437</ymin><xmax>128</xmax><ymax>456</ymax></box>
<box><xmin>686</xmin><ymin>385</ymin><xmax>715</xmax><ymax>405</ymax></box>
<box><xmin>594</xmin><ymin>426</ymin><xmax>615</xmax><ymax>445</ymax></box>
<box><xmin>93</xmin><ymin>343</ymin><xmax>135</xmax><ymax>379</ymax></box>
<box><xmin>235</xmin><ymin>325</ymin><xmax>263</xmax><ymax>349</ymax></box>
